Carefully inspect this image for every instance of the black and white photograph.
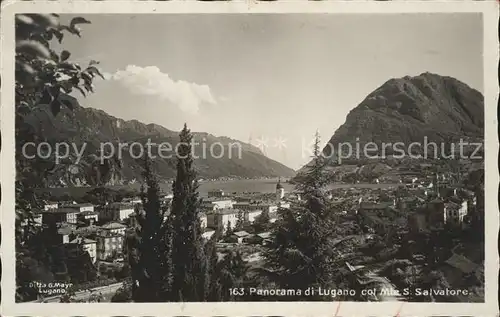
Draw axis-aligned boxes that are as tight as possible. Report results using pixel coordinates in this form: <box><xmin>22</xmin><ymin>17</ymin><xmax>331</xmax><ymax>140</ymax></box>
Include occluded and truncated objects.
<box><xmin>1</xmin><ymin>1</ymin><xmax>498</xmax><ymax>316</ymax></box>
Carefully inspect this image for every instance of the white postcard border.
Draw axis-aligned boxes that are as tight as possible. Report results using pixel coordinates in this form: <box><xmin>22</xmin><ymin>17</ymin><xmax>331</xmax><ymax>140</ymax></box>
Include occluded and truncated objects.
<box><xmin>1</xmin><ymin>1</ymin><xmax>498</xmax><ymax>316</ymax></box>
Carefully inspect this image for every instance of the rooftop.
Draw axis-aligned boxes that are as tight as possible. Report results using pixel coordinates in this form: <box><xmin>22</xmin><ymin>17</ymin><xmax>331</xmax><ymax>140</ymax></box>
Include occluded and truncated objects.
<box><xmin>63</xmin><ymin>203</ymin><xmax>94</xmax><ymax>208</ymax></box>
<box><xmin>232</xmin><ymin>231</ymin><xmax>250</xmax><ymax>237</ymax></box>
<box><xmin>212</xmin><ymin>208</ymin><xmax>240</xmax><ymax>215</ymax></box>
<box><xmin>359</xmin><ymin>202</ymin><xmax>392</xmax><ymax>210</ymax></box>
<box><xmin>43</xmin><ymin>208</ymin><xmax>79</xmax><ymax>214</ymax></box>
<box><xmin>101</xmin><ymin>222</ymin><xmax>127</xmax><ymax>230</ymax></box>
<box><xmin>69</xmin><ymin>237</ymin><xmax>96</xmax><ymax>244</ymax></box>
<box><xmin>58</xmin><ymin>227</ymin><xmax>74</xmax><ymax>235</ymax></box>
<box><xmin>257</xmin><ymin>232</ymin><xmax>272</xmax><ymax>239</ymax></box>
<box><xmin>80</xmin><ymin>210</ymin><xmax>98</xmax><ymax>216</ymax></box>
<box><xmin>108</xmin><ymin>202</ymin><xmax>134</xmax><ymax>209</ymax></box>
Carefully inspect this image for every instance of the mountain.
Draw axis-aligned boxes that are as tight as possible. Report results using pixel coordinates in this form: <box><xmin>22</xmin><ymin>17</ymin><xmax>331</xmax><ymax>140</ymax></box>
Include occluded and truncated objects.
<box><xmin>24</xmin><ymin>104</ymin><xmax>296</xmax><ymax>187</ymax></box>
<box><xmin>299</xmin><ymin>73</ymin><xmax>484</xmax><ymax>181</ymax></box>
<box><xmin>324</xmin><ymin>72</ymin><xmax>484</xmax><ymax>159</ymax></box>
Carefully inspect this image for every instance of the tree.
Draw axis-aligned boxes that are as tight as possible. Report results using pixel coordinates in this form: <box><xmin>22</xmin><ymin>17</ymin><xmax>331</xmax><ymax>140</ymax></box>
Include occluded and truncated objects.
<box><xmin>170</xmin><ymin>124</ymin><xmax>210</xmax><ymax>301</ymax></box>
<box><xmin>217</xmin><ymin>251</ymin><xmax>249</xmax><ymax>301</ymax></box>
<box><xmin>262</xmin><ymin>131</ymin><xmax>337</xmax><ymax>300</ymax></box>
<box><xmin>224</xmin><ymin>220</ymin><xmax>234</xmax><ymax>240</ymax></box>
<box><xmin>14</xmin><ymin>14</ymin><xmax>108</xmax><ymax>302</ymax></box>
<box><xmin>235</xmin><ymin>210</ymin><xmax>245</xmax><ymax>231</ymax></box>
<box><xmin>252</xmin><ymin>210</ymin><xmax>270</xmax><ymax>233</ymax></box>
<box><xmin>127</xmin><ymin>157</ymin><xmax>174</xmax><ymax>302</ymax></box>
<box><xmin>206</xmin><ymin>237</ymin><xmax>223</xmax><ymax>301</ymax></box>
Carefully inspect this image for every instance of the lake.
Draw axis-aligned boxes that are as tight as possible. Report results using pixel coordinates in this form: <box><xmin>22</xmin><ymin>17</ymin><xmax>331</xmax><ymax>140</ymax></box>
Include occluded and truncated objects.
<box><xmin>43</xmin><ymin>178</ymin><xmax>399</xmax><ymax>198</ymax></box>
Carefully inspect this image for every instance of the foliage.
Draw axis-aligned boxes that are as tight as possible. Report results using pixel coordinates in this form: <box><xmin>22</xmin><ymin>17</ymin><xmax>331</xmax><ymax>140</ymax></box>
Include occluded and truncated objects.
<box><xmin>127</xmin><ymin>157</ymin><xmax>174</xmax><ymax>302</ymax></box>
<box><xmin>262</xmin><ymin>131</ymin><xmax>337</xmax><ymax>300</ymax></box>
<box><xmin>235</xmin><ymin>209</ymin><xmax>245</xmax><ymax>231</ymax></box>
<box><xmin>14</xmin><ymin>14</ymin><xmax>121</xmax><ymax>302</ymax></box>
<box><xmin>217</xmin><ymin>251</ymin><xmax>249</xmax><ymax>301</ymax></box>
<box><xmin>111</xmin><ymin>281</ymin><xmax>133</xmax><ymax>302</ymax></box>
<box><xmin>81</xmin><ymin>186</ymin><xmax>137</xmax><ymax>206</ymax></box>
<box><xmin>170</xmin><ymin>124</ymin><xmax>211</xmax><ymax>301</ymax></box>
<box><xmin>252</xmin><ymin>210</ymin><xmax>271</xmax><ymax>233</ymax></box>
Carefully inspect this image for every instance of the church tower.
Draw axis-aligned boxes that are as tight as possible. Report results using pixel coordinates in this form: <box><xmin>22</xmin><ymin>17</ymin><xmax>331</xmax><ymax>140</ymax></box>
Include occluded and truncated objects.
<box><xmin>276</xmin><ymin>177</ymin><xmax>285</xmax><ymax>202</ymax></box>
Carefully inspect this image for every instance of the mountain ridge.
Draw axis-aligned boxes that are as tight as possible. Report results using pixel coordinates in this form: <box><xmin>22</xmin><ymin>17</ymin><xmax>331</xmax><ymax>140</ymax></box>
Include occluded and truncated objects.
<box><xmin>25</xmin><ymin>103</ymin><xmax>296</xmax><ymax>187</ymax></box>
<box><xmin>323</xmin><ymin>72</ymin><xmax>484</xmax><ymax>158</ymax></box>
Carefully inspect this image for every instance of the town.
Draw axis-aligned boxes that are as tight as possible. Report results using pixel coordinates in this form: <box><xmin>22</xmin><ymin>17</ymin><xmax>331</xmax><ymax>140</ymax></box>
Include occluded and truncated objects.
<box><xmin>24</xmin><ymin>158</ymin><xmax>484</xmax><ymax>303</ymax></box>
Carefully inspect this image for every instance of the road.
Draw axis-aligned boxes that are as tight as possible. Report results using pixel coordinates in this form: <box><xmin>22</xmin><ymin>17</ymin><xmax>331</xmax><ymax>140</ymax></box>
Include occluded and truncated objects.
<box><xmin>35</xmin><ymin>282</ymin><xmax>125</xmax><ymax>303</ymax></box>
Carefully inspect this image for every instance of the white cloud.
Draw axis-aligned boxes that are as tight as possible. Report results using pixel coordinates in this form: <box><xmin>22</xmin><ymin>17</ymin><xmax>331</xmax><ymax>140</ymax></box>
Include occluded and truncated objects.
<box><xmin>108</xmin><ymin>65</ymin><xmax>216</xmax><ymax>114</ymax></box>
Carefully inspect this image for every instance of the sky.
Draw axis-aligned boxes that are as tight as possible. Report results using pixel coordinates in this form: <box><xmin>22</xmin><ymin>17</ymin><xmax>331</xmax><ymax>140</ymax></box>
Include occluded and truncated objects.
<box><xmin>57</xmin><ymin>13</ymin><xmax>483</xmax><ymax>170</ymax></box>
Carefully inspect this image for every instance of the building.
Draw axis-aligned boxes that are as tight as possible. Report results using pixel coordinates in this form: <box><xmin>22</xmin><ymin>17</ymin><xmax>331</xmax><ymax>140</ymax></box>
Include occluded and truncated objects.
<box><xmin>101</xmin><ymin>202</ymin><xmax>135</xmax><ymax>221</ymax></box>
<box><xmin>62</xmin><ymin>203</ymin><xmax>94</xmax><ymax>213</ymax></box>
<box><xmin>199</xmin><ymin>213</ymin><xmax>208</xmax><ymax>229</ymax></box>
<box><xmin>57</xmin><ymin>225</ymin><xmax>75</xmax><ymax>244</ymax></box>
<box><xmin>202</xmin><ymin>229</ymin><xmax>216</xmax><ymax>240</ymax></box>
<box><xmin>44</xmin><ymin>202</ymin><xmax>59</xmax><ymax>211</ymax></box>
<box><xmin>395</xmin><ymin>196</ymin><xmax>425</xmax><ymax>212</ymax></box>
<box><xmin>201</xmin><ymin>198</ymin><xmax>235</xmax><ymax>211</ymax></box>
<box><xmin>42</xmin><ymin>208</ymin><xmax>79</xmax><ymax>225</ymax></box>
<box><xmin>96</xmin><ymin>233</ymin><xmax>124</xmax><ymax>261</ymax></box>
<box><xmin>269</xmin><ymin>211</ymin><xmax>278</xmax><ymax>223</ymax></box>
<box><xmin>74</xmin><ymin>224</ymin><xmax>99</xmax><ymax>238</ymax></box>
<box><xmin>246</xmin><ymin>209</ymin><xmax>263</xmax><ymax>223</ymax></box>
<box><xmin>206</xmin><ymin>208</ymin><xmax>239</xmax><ymax>232</ymax></box>
<box><xmin>208</xmin><ymin>189</ymin><xmax>225</xmax><ymax>198</ymax></box>
<box><xmin>231</xmin><ymin>231</ymin><xmax>250</xmax><ymax>243</ymax></box>
<box><xmin>244</xmin><ymin>232</ymin><xmax>272</xmax><ymax>245</ymax></box>
<box><xmin>233</xmin><ymin>201</ymin><xmax>279</xmax><ymax>214</ymax></box>
<box><xmin>357</xmin><ymin>202</ymin><xmax>393</xmax><ymax>215</ymax></box>
<box><xmin>69</xmin><ymin>237</ymin><xmax>97</xmax><ymax>263</ymax></box>
<box><xmin>276</xmin><ymin>178</ymin><xmax>285</xmax><ymax>201</ymax></box>
<box><xmin>77</xmin><ymin>211</ymin><xmax>99</xmax><ymax>225</ymax></box>
<box><xmin>99</xmin><ymin>222</ymin><xmax>127</xmax><ymax>236</ymax></box>
<box><xmin>444</xmin><ymin>200</ymin><xmax>468</xmax><ymax>226</ymax></box>
<box><xmin>123</xmin><ymin>197</ymin><xmax>143</xmax><ymax>205</ymax></box>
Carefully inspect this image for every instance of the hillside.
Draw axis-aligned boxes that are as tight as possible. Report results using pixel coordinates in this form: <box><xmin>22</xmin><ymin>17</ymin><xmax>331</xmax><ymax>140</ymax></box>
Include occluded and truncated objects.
<box><xmin>325</xmin><ymin>72</ymin><xmax>483</xmax><ymax>158</ymax></box>
<box><xmin>23</xmin><ymin>104</ymin><xmax>296</xmax><ymax>187</ymax></box>
<box><xmin>301</xmin><ymin>72</ymin><xmax>484</xmax><ymax>181</ymax></box>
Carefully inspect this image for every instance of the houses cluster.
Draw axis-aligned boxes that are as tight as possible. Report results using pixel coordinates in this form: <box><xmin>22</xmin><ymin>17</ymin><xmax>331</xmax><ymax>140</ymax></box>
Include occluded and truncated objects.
<box><xmin>31</xmin><ymin>180</ymin><xmax>291</xmax><ymax>267</ymax></box>
<box><xmin>198</xmin><ymin>180</ymin><xmax>291</xmax><ymax>241</ymax></box>
<box><xmin>350</xmin><ymin>171</ymin><xmax>481</xmax><ymax>236</ymax></box>
<box><xmin>37</xmin><ymin>201</ymin><xmax>134</xmax><ymax>264</ymax></box>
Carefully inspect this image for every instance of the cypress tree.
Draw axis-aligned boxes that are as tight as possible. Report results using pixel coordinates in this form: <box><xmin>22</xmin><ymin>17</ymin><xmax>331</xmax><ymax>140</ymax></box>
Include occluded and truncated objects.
<box><xmin>262</xmin><ymin>131</ymin><xmax>335</xmax><ymax>300</ymax></box>
<box><xmin>235</xmin><ymin>210</ymin><xmax>245</xmax><ymax>231</ymax></box>
<box><xmin>128</xmin><ymin>157</ymin><xmax>174</xmax><ymax>302</ymax></box>
<box><xmin>170</xmin><ymin>124</ymin><xmax>209</xmax><ymax>301</ymax></box>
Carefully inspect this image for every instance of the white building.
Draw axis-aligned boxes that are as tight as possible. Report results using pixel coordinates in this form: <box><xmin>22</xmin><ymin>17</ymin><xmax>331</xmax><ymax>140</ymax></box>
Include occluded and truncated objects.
<box><xmin>234</xmin><ymin>202</ymin><xmax>282</xmax><ymax>215</ymax></box>
<box><xmin>246</xmin><ymin>209</ymin><xmax>263</xmax><ymax>223</ymax></box>
<box><xmin>62</xmin><ymin>203</ymin><xmax>94</xmax><ymax>213</ymax></box>
<box><xmin>202</xmin><ymin>229</ymin><xmax>216</xmax><ymax>240</ymax></box>
<box><xmin>276</xmin><ymin>179</ymin><xmax>285</xmax><ymax>201</ymax></box>
<box><xmin>99</xmin><ymin>222</ymin><xmax>127</xmax><ymax>236</ymax></box>
<box><xmin>77</xmin><ymin>211</ymin><xmax>99</xmax><ymax>225</ymax></box>
<box><xmin>44</xmin><ymin>202</ymin><xmax>59</xmax><ymax>211</ymax></box>
<box><xmin>444</xmin><ymin>200</ymin><xmax>468</xmax><ymax>226</ymax></box>
<box><xmin>206</xmin><ymin>209</ymin><xmax>239</xmax><ymax>232</ymax></box>
<box><xmin>199</xmin><ymin>213</ymin><xmax>208</xmax><ymax>229</ymax></box>
<box><xmin>208</xmin><ymin>189</ymin><xmax>225</xmax><ymax>198</ymax></box>
<box><xmin>201</xmin><ymin>198</ymin><xmax>235</xmax><ymax>211</ymax></box>
<box><xmin>70</xmin><ymin>237</ymin><xmax>97</xmax><ymax>263</ymax></box>
<box><xmin>102</xmin><ymin>202</ymin><xmax>135</xmax><ymax>221</ymax></box>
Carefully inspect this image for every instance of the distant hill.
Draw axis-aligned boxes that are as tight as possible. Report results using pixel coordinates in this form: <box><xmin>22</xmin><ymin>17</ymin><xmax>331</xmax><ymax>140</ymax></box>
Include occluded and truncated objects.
<box><xmin>300</xmin><ymin>72</ymin><xmax>484</xmax><ymax>181</ymax></box>
<box><xmin>24</xmin><ymin>104</ymin><xmax>296</xmax><ymax>187</ymax></box>
<box><xmin>324</xmin><ymin>72</ymin><xmax>483</xmax><ymax>158</ymax></box>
